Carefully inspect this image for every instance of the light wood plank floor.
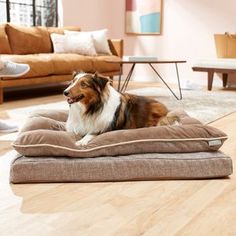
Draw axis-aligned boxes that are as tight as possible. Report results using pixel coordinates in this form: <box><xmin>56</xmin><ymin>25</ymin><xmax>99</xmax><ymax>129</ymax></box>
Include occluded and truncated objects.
<box><xmin>0</xmin><ymin>82</ymin><xmax>235</xmax><ymax>236</ymax></box>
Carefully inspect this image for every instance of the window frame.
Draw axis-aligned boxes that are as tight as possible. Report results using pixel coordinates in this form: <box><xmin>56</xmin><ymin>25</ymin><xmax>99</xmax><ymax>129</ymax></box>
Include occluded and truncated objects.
<box><xmin>1</xmin><ymin>0</ymin><xmax>58</xmax><ymax>26</ymax></box>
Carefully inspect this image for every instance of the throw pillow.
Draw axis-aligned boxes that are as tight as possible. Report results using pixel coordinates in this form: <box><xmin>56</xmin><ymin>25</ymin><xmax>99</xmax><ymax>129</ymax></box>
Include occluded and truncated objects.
<box><xmin>50</xmin><ymin>33</ymin><xmax>97</xmax><ymax>56</ymax></box>
<box><xmin>64</xmin><ymin>29</ymin><xmax>112</xmax><ymax>55</ymax></box>
<box><xmin>50</xmin><ymin>33</ymin><xmax>66</xmax><ymax>53</ymax></box>
<box><xmin>65</xmin><ymin>34</ymin><xmax>97</xmax><ymax>56</ymax></box>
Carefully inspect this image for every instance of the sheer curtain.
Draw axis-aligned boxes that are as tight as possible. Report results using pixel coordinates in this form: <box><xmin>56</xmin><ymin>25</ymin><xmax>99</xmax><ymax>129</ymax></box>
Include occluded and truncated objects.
<box><xmin>57</xmin><ymin>0</ymin><xmax>63</xmax><ymax>27</ymax></box>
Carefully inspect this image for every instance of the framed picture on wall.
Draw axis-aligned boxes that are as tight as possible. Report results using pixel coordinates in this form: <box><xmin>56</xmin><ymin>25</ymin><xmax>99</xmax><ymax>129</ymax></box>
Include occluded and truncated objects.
<box><xmin>125</xmin><ymin>0</ymin><xmax>163</xmax><ymax>35</ymax></box>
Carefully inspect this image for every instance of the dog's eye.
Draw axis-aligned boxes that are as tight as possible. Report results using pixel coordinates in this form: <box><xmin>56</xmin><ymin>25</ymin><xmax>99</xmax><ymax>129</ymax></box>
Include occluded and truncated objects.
<box><xmin>80</xmin><ymin>81</ymin><xmax>87</xmax><ymax>88</ymax></box>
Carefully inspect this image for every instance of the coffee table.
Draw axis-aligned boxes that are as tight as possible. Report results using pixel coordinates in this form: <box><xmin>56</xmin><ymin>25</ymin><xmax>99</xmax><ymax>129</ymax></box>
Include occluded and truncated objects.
<box><xmin>105</xmin><ymin>58</ymin><xmax>186</xmax><ymax>100</ymax></box>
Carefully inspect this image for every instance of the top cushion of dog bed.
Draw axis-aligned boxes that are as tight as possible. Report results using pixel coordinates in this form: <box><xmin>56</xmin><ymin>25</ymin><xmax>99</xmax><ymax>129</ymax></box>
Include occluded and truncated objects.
<box><xmin>12</xmin><ymin>109</ymin><xmax>227</xmax><ymax>158</ymax></box>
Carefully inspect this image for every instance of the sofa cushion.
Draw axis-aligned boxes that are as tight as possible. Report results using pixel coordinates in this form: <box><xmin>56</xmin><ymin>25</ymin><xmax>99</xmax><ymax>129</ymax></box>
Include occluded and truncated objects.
<box><xmin>49</xmin><ymin>53</ymin><xmax>95</xmax><ymax>75</ymax></box>
<box><xmin>12</xmin><ymin>110</ymin><xmax>228</xmax><ymax>158</ymax></box>
<box><xmin>0</xmin><ymin>53</ymin><xmax>96</xmax><ymax>79</ymax></box>
<box><xmin>0</xmin><ymin>24</ymin><xmax>11</xmax><ymax>54</ymax></box>
<box><xmin>6</xmin><ymin>24</ymin><xmax>52</xmax><ymax>54</ymax></box>
<box><xmin>92</xmin><ymin>55</ymin><xmax>121</xmax><ymax>72</ymax></box>
<box><xmin>1</xmin><ymin>53</ymin><xmax>121</xmax><ymax>79</ymax></box>
<box><xmin>0</xmin><ymin>54</ymin><xmax>54</xmax><ymax>78</ymax></box>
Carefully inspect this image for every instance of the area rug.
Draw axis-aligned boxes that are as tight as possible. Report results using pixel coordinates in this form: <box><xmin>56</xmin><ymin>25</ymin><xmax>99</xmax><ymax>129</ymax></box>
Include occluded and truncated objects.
<box><xmin>1</xmin><ymin>87</ymin><xmax>236</xmax><ymax>141</ymax></box>
<box><xmin>128</xmin><ymin>87</ymin><xmax>236</xmax><ymax>124</ymax></box>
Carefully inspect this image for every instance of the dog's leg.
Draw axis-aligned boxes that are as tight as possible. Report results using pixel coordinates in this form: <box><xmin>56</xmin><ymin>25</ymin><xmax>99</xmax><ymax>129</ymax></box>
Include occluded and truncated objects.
<box><xmin>76</xmin><ymin>134</ymin><xmax>96</xmax><ymax>146</ymax></box>
<box><xmin>158</xmin><ymin>115</ymin><xmax>181</xmax><ymax>126</ymax></box>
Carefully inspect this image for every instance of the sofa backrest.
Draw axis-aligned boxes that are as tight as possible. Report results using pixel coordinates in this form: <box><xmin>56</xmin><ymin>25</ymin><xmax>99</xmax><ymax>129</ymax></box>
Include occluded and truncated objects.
<box><xmin>47</xmin><ymin>26</ymin><xmax>81</xmax><ymax>35</ymax></box>
<box><xmin>0</xmin><ymin>24</ymin><xmax>81</xmax><ymax>55</ymax></box>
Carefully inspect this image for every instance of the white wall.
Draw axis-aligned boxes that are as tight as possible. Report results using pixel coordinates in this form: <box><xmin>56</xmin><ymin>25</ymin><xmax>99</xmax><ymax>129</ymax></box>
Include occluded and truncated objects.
<box><xmin>62</xmin><ymin>0</ymin><xmax>236</xmax><ymax>86</ymax></box>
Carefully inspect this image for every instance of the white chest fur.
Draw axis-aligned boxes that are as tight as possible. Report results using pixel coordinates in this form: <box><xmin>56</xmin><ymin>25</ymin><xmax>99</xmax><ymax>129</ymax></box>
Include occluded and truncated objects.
<box><xmin>66</xmin><ymin>86</ymin><xmax>121</xmax><ymax>136</ymax></box>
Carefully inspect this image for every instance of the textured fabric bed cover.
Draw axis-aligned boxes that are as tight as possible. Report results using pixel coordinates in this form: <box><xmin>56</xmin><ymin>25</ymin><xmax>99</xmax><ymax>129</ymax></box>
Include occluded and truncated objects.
<box><xmin>10</xmin><ymin>151</ymin><xmax>232</xmax><ymax>183</ymax></box>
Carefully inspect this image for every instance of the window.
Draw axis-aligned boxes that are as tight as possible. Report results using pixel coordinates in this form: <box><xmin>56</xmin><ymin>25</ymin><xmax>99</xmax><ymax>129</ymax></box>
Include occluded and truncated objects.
<box><xmin>0</xmin><ymin>0</ymin><xmax>58</xmax><ymax>27</ymax></box>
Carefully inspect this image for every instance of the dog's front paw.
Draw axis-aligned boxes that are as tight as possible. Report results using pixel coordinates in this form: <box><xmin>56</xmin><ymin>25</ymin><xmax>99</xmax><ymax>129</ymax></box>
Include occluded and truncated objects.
<box><xmin>76</xmin><ymin>138</ymin><xmax>89</xmax><ymax>146</ymax></box>
<box><xmin>75</xmin><ymin>134</ymin><xmax>95</xmax><ymax>146</ymax></box>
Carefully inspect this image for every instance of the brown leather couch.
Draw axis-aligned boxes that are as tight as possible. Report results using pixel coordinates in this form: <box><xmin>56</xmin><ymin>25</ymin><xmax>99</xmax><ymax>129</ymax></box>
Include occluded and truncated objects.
<box><xmin>0</xmin><ymin>24</ymin><xmax>123</xmax><ymax>103</ymax></box>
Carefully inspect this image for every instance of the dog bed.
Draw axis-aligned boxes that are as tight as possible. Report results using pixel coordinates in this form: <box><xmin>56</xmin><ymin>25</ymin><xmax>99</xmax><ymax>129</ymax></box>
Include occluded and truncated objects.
<box><xmin>10</xmin><ymin>151</ymin><xmax>232</xmax><ymax>183</ymax></box>
<box><xmin>10</xmin><ymin>109</ymin><xmax>233</xmax><ymax>183</ymax></box>
<box><xmin>13</xmin><ymin>110</ymin><xmax>227</xmax><ymax>157</ymax></box>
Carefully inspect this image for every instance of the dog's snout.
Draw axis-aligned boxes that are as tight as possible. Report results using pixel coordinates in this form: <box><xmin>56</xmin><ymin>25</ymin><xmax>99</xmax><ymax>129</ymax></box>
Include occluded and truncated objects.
<box><xmin>63</xmin><ymin>90</ymin><xmax>69</xmax><ymax>96</ymax></box>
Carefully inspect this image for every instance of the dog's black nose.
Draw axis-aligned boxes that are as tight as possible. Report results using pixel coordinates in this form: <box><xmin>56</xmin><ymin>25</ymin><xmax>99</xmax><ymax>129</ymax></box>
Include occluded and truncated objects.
<box><xmin>63</xmin><ymin>90</ymin><xmax>69</xmax><ymax>96</ymax></box>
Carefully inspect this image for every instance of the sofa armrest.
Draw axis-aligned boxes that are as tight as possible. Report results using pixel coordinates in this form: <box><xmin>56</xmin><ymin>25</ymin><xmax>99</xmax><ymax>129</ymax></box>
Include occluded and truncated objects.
<box><xmin>108</xmin><ymin>39</ymin><xmax>123</xmax><ymax>58</ymax></box>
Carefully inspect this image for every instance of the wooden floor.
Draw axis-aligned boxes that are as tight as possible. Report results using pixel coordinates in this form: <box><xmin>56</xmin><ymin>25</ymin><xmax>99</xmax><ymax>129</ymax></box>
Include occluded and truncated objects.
<box><xmin>0</xmin><ymin>82</ymin><xmax>236</xmax><ymax>236</ymax></box>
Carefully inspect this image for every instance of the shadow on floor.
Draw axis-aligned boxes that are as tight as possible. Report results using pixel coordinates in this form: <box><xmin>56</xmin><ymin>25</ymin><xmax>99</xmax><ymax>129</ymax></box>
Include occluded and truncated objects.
<box><xmin>3</xmin><ymin>83</ymin><xmax>68</xmax><ymax>102</ymax></box>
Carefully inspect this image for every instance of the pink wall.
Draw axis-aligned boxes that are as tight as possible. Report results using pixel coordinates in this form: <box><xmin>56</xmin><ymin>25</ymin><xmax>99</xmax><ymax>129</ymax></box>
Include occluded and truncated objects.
<box><xmin>62</xmin><ymin>0</ymin><xmax>113</xmax><ymax>34</ymax></box>
<box><xmin>62</xmin><ymin>0</ymin><xmax>236</xmax><ymax>86</ymax></box>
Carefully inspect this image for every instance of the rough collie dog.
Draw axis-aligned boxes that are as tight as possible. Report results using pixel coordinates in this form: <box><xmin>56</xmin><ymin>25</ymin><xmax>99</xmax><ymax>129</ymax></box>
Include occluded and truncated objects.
<box><xmin>64</xmin><ymin>72</ymin><xmax>172</xmax><ymax>146</ymax></box>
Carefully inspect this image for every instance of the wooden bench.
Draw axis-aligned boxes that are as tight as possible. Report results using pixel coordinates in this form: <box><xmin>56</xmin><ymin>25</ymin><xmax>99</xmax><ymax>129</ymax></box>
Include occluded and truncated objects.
<box><xmin>192</xmin><ymin>59</ymin><xmax>236</xmax><ymax>90</ymax></box>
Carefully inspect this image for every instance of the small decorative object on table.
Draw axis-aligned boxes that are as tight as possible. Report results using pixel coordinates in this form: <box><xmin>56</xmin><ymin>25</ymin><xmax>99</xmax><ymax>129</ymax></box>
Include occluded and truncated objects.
<box><xmin>123</xmin><ymin>56</ymin><xmax>158</xmax><ymax>61</ymax></box>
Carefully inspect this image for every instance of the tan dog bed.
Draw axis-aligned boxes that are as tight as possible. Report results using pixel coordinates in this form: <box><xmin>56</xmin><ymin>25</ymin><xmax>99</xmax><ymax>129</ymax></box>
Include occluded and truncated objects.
<box><xmin>10</xmin><ymin>151</ymin><xmax>232</xmax><ymax>183</ymax></box>
<box><xmin>10</xmin><ymin>109</ymin><xmax>232</xmax><ymax>183</ymax></box>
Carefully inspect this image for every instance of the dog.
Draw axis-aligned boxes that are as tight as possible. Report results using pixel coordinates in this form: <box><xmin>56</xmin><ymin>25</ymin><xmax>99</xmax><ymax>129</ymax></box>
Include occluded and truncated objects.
<box><xmin>64</xmin><ymin>72</ymin><xmax>176</xmax><ymax>146</ymax></box>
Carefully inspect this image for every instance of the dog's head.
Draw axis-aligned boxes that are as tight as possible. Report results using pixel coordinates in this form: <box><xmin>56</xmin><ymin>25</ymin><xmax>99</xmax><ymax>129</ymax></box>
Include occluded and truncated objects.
<box><xmin>64</xmin><ymin>72</ymin><xmax>110</xmax><ymax>107</ymax></box>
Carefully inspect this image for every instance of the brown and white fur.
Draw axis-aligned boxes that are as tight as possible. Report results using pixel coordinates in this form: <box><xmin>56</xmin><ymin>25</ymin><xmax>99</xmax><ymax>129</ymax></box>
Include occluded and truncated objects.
<box><xmin>64</xmin><ymin>72</ymin><xmax>170</xmax><ymax>146</ymax></box>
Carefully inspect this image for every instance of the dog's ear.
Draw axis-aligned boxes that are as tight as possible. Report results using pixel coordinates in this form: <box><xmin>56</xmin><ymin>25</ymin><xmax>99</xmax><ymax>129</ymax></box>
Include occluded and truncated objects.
<box><xmin>93</xmin><ymin>72</ymin><xmax>109</xmax><ymax>91</ymax></box>
<box><xmin>72</xmin><ymin>71</ymin><xmax>78</xmax><ymax>78</ymax></box>
<box><xmin>72</xmin><ymin>70</ymin><xmax>84</xmax><ymax>78</ymax></box>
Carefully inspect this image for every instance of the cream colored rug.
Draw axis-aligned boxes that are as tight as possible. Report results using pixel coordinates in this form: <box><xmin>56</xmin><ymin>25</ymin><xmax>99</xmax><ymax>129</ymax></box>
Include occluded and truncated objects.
<box><xmin>128</xmin><ymin>87</ymin><xmax>236</xmax><ymax>124</ymax></box>
<box><xmin>1</xmin><ymin>87</ymin><xmax>236</xmax><ymax>141</ymax></box>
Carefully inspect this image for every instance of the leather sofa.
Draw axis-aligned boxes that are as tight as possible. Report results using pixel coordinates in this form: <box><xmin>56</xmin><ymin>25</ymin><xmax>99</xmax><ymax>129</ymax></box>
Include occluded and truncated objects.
<box><xmin>0</xmin><ymin>24</ymin><xmax>123</xmax><ymax>104</ymax></box>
